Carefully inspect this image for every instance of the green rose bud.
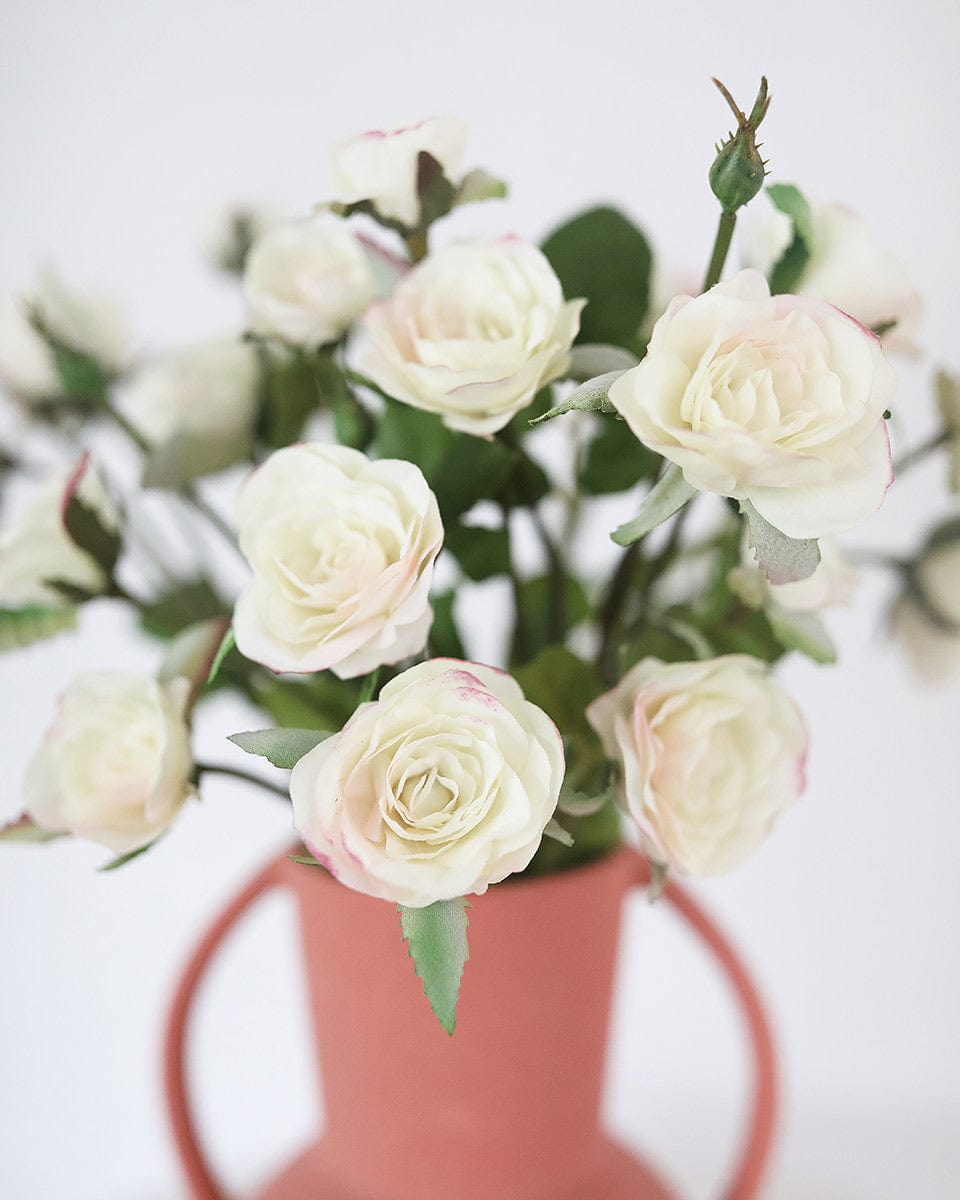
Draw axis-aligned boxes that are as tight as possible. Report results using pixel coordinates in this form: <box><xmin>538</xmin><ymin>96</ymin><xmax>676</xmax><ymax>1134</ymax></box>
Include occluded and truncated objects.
<box><xmin>709</xmin><ymin>77</ymin><xmax>771</xmax><ymax>214</ymax></box>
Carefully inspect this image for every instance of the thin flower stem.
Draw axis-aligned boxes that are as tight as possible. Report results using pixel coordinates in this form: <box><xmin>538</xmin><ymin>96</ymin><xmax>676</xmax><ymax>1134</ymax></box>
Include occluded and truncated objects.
<box><xmin>195</xmin><ymin>762</ymin><xmax>290</xmax><ymax>802</ymax></box>
<box><xmin>179</xmin><ymin>486</ymin><xmax>244</xmax><ymax>557</ymax></box>
<box><xmin>702</xmin><ymin>209</ymin><xmax>737</xmax><ymax>292</ymax></box>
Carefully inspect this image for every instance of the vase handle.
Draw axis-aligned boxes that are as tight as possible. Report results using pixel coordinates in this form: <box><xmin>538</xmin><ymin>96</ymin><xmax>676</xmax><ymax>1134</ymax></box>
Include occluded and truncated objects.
<box><xmin>628</xmin><ymin>849</ymin><xmax>777</xmax><ymax>1200</ymax></box>
<box><xmin>164</xmin><ymin>855</ymin><xmax>286</xmax><ymax>1200</ymax></box>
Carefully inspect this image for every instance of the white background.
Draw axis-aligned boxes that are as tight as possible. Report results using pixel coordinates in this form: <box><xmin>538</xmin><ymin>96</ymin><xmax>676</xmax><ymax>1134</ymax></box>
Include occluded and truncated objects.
<box><xmin>2</xmin><ymin>1</ymin><xmax>959</xmax><ymax>1197</ymax></box>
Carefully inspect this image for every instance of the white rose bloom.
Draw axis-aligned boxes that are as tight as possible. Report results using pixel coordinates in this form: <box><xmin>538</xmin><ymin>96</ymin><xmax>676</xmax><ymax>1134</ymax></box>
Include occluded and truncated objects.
<box><xmin>743</xmin><ymin>193</ymin><xmax>922</xmax><ymax>354</ymax></box>
<box><xmin>23</xmin><ymin>671</ymin><xmax>195</xmax><ymax>854</ymax></box>
<box><xmin>291</xmin><ymin>659</ymin><xmax>565</xmax><ymax>906</ymax></box>
<box><xmin>119</xmin><ymin>339</ymin><xmax>260</xmax><ymax>446</ymax></box>
<box><xmin>243</xmin><ymin>216</ymin><xmax>376</xmax><ymax>347</ymax></box>
<box><xmin>0</xmin><ymin>270</ymin><xmax>133</xmax><ymax>401</ymax></box>
<box><xmin>729</xmin><ymin>535</ymin><xmax>858</xmax><ymax>614</ymax></box>
<box><xmin>0</xmin><ymin>461</ymin><xmax>117</xmax><ymax>608</ymax></box>
<box><xmin>609</xmin><ymin>270</ymin><xmax>895</xmax><ymax>539</ymax></box>
<box><xmin>330</xmin><ymin>116</ymin><xmax>467</xmax><ymax>228</ymax></box>
<box><xmin>587</xmin><ymin>655</ymin><xmax>807</xmax><ymax>876</ymax></box>
<box><xmin>359</xmin><ymin>237</ymin><xmax>584</xmax><ymax>436</ymax></box>
<box><xmin>233</xmin><ymin>443</ymin><xmax>443</xmax><ymax>678</ymax></box>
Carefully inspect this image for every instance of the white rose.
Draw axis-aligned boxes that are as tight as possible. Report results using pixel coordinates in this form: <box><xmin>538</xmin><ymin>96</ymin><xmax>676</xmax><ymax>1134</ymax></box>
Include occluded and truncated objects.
<box><xmin>0</xmin><ymin>269</ymin><xmax>133</xmax><ymax>401</ymax></box>
<box><xmin>729</xmin><ymin>535</ymin><xmax>858</xmax><ymax>614</ymax></box>
<box><xmin>743</xmin><ymin>193</ymin><xmax>922</xmax><ymax>354</ymax></box>
<box><xmin>609</xmin><ymin>270</ymin><xmax>895</xmax><ymax>539</ymax></box>
<box><xmin>23</xmin><ymin>672</ymin><xmax>195</xmax><ymax>854</ymax></box>
<box><xmin>330</xmin><ymin>116</ymin><xmax>467</xmax><ymax>228</ymax></box>
<box><xmin>118</xmin><ymin>339</ymin><xmax>260</xmax><ymax>446</ymax></box>
<box><xmin>243</xmin><ymin>216</ymin><xmax>376</xmax><ymax>347</ymax></box>
<box><xmin>290</xmin><ymin>659</ymin><xmax>564</xmax><ymax>906</ymax></box>
<box><xmin>359</xmin><ymin>237</ymin><xmax>584</xmax><ymax>436</ymax></box>
<box><xmin>233</xmin><ymin>443</ymin><xmax>443</xmax><ymax>678</ymax></box>
<box><xmin>0</xmin><ymin>461</ymin><xmax>118</xmax><ymax>608</ymax></box>
<box><xmin>587</xmin><ymin>655</ymin><xmax>807</xmax><ymax>876</ymax></box>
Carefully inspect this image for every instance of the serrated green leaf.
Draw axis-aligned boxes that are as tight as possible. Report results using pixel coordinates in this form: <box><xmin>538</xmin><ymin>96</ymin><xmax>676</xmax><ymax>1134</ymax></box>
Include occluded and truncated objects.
<box><xmin>98</xmin><ymin>839</ymin><xmax>160</xmax><ymax>872</ymax></box>
<box><xmin>542</xmin><ymin>206</ymin><xmax>652</xmax><ymax>349</ymax></box>
<box><xmin>399</xmin><ymin>897</ymin><xmax>469</xmax><ymax>1036</ymax></box>
<box><xmin>228</xmin><ymin>727</ymin><xmax>331</xmax><ymax>769</ymax></box>
<box><xmin>207</xmin><ymin>626</ymin><xmax>236</xmax><ymax>683</ymax></box>
<box><xmin>0</xmin><ymin>604</ymin><xmax>78</xmax><ymax>652</ymax></box>
<box><xmin>250</xmin><ymin>673</ymin><xmax>358</xmax><ymax>730</ymax></box>
<box><xmin>611</xmin><ymin>464</ymin><xmax>696</xmax><ymax>546</ymax></box>
<box><xmin>766</xmin><ymin>183</ymin><xmax>814</xmax><ymax>295</ymax></box>
<box><xmin>741</xmin><ymin>500</ymin><xmax>820</xmax><ymax>584</ymax></box>
<box><xmin>430</xmin><ymin>434</ymin><xmax>515</xmax><ymax>521</ymax></box>
<box><xmin>530</xmin><ymin>370</ymin><xmax>625</xmax><ymax>426</ymax></box>
<box><xmin>377</xmin><ymin>399</ymin><xmax>451</xmax><ymax>478</ymax></box>
<box><xmin>513</xmin><ymin>646</ymin><xmax>602</xmax><ymax>758</ymax></box>
<box><xmin>0</xmin><ymin>813</ymin><xmax>66</xmax><ymax>842</ymax></box>
<box><xmin>581</xmin><ymin>418</ymin><xmax>658</xmax><ymax>495</ymax></box>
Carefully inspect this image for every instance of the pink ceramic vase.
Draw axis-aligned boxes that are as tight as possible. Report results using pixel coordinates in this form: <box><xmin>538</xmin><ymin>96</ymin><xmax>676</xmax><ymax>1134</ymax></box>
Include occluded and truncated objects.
<box><xmin>165</xmin><ymin>845</ymin><xmax>776</xmax><ymax>1200</ymax></box>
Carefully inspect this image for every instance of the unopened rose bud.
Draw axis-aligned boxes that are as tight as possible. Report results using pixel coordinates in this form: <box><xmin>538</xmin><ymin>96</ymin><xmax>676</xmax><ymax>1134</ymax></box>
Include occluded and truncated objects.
<box><xmin>709</xmin><ymin>77</ymin><xmax>770</xmax><ymax>214</ymax></box>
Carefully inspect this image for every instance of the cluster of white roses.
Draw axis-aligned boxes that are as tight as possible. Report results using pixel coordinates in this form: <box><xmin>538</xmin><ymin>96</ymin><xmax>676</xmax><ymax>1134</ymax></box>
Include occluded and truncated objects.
<box><xmin>1</xmin><ymin>106</ymin><xmax>949</xmax><ymax>944</ymax></box>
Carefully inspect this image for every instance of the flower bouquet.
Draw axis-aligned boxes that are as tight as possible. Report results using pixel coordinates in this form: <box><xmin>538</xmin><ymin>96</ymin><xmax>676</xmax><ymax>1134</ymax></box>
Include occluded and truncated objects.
<box><xmin>1</xmin><ymin>79</ymin><xmax>956</xmax><ymax>1187</ymax></box>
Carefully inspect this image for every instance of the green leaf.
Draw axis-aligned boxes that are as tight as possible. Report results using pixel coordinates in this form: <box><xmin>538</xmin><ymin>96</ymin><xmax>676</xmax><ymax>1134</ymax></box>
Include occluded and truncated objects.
<box><xmin>430</xmin><ymin>433</ymin><xmax>515</xmax><ymax>521</ymax></box>
<box><xmin>357</xmin><ymin>668</ymin><xmax>381</xmax><ymax>704</ymax></box>
<box><xmin>513</xmin><ymin>646</ymin><xmax>602</xmax><ymax>762</ymax></box>
<box><xmin>741</xmin><ymin>500</ymin><xmax>820</xmax><ymax>584</ymax></box>
<box><xmin>541</xmin><ymin>206</ymin><xmax>652</xmax><ymax>348</ymax></box>
<box><xmin>581</xmin><ymin>418</ymin><xmax>658</xmax><ymax>495</ymax></box>
<box><xmin>513</xmin><ymin>575</ymin><xmax>589</xmax><ymax>662</ymax></box>
<box><xmin>62</xmin><ymin>457</ymin><xmax>121</xmax><ymax>574</ymax></box>
<box><xmin>530</xmin><ymin>370</ymin><xmax>624</xmax><ymax>426</ymax></box>
<box><xmin>444</xmin><ymin>522</ymin><xmax>511</xmax><ymax>581</ymax></box>
<box><xmin>611</xmin><ymin>464</ymin><xmax>697</xmax><ymax>546</ymax></box>
<box><xmin>251</xmin><ymin>673</ymin><xmax>358</xmax><ymax>730</ymax></box>
<box><xmin>0</xmin><ymin>813</ymin><xmax>66</xmax><ymax>842</ymax></box>
<box><xmin>766</xmin><ymin>183</ymin><xmax>815</xmax><ymax>295</ymax></box>
<box><xmin>288</xmin><ymin>853</ymin><xmax>324</xmax><ymax>867</ymax></box>
<box><xmin>98</xmin><ymin>839</ymin><xmax>160</xmax><ymax>872</ymax></box>
<box><xmin>228</xmin><ymin>727</ymin><xmax>331</xmax><ymax>769</ymax></box>
<box><xmin>377</xmin><ymin>399</ymin><xmax>451</xmax><ymax>478</ymax></box>
<box><xmin>767</xmin><ymin>607</ymin><xmax>837</xmax><ymax>665</ymax></box>
<box><xmin>332</xmin><ymin>389</ymin><xmax>375</xmax><ymax>450</ymax></box>
<box><xmin>53</xmin><ymin>345</ymin><xmax>108</xmax><ymax>402</ymax></box>
<box><xmin>138</xmin><ymin>578</ymin><xmax>229</xmax><ymax>640</ymax></box>
<box><xmin>261</xmin><ymin>352</ymin><xmax>320</xmax><ymax>448</ymax></box>
<box><xmin>428</xmin><ymin>590</ymin><xmax>466</xmax><ymax>659</ymax></box>
<box><xmin>399</xmin><ymin>897</ymin><xmax>469</xmax><ymax>1036</ymax></box>
<box><xmin>206</xmin><ymin>626</ymin><xmax>236</xmax><ymax>683</ymax></box>
<box><xmin>142</xmin><ymin>429</ymin><xmax>253</xmax><ymax>489</ymax></box>
<box><xmin>0</xmin><ymin>604</ymin><xmax>77</xmax><ymax>652</ymax></box>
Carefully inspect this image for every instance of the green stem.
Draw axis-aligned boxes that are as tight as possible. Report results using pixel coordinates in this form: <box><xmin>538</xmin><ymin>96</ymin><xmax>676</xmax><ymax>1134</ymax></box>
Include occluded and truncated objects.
<box><xmin>893</xmin><ymin>430</ymin><xmax>949</xmax><ymax>476</ymax></box>
<box><xmin>180</xmin><ymin>486</ymin><xmax>243</xmax><ymax>556</ymax></box>
<box><xmin>405</xmin><ymin>229</ymin><xmax>429</xmax><ymax>263</ymax></box>
<box><xmin>195</xmin><ymin>762</ymin><xmax>290</xmax><ymax>802</ymax></box>
<box><xmin>702</xmin><ymin>209</ymin><xmax>737</xmax><ymax>292</ymax></box>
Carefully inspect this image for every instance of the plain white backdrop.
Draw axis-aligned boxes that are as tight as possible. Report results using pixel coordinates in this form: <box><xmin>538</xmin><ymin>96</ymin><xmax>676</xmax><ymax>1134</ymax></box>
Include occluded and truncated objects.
<box><xmin>1</xmin><ymin>1</ymin><xmax>959</xmax><ymax>1197</ymax></box>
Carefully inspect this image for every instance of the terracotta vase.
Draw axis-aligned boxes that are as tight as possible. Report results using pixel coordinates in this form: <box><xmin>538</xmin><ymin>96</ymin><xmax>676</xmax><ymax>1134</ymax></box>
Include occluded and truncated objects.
<box><xmin>165</xmin><ymin>845</ymin><xmax>776</xmax><ymax>1200</ymax></box>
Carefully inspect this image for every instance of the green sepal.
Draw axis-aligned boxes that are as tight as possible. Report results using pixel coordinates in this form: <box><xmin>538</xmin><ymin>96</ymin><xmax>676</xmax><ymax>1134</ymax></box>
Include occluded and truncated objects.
<box><xmin>228</xmin><ymin>727</ymin><xmax>331</xmax><ymax>769</ymax></box>
<box><xmin>399</xmin><ymin>896</ymin><xmax>470</xmax><ymax>1036</ymax></box>
<box><xmin>611</xmin><ymin>464</ymin><xmax>696</xmax><ymax>547</ymax></box>
<box><xmin>529</xmin><ymin>370</ymin><xmax>625</xmax><ymax>427</ymax></box>
<box><xmin>61</xmin><ymin>456</ymin><xmax>121</xmax><ymax>575</ymax></box>
<box><xmin>98</xmin><ymin>839</ymin><xmax>160</xmax><ymax>873</ymax></box>
<box><xmin>741</xmin><ymin>500</ymin><xmax>820</xmax><ymax>584</ymax></box>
